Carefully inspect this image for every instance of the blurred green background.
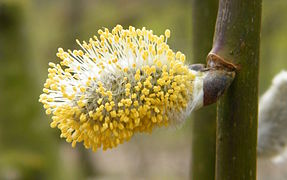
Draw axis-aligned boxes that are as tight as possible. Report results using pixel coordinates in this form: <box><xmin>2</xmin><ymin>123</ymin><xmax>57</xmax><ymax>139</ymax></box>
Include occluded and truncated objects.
<box><xmin>0</xmin><ymin>0</ymin><xmax>286</xmax><ymax>179</ymax></box>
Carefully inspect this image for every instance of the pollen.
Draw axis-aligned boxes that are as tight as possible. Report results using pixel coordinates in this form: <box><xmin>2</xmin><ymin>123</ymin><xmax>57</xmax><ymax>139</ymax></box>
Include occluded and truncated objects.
<box><xmin>39</xmin><ymin>25</ymin><xmax>204</xmax><ymax>152</ymax></box>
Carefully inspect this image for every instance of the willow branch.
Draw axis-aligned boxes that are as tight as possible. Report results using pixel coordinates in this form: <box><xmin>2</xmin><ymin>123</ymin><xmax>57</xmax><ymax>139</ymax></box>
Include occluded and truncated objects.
<box><xmin>208</xmin><ymin>0</ymin><xmax>262</xmax><ymax>179</ymax></box>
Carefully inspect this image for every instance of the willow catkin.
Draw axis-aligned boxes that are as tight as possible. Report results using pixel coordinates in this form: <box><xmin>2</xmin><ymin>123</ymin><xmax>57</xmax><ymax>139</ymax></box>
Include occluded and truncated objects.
<box><xmin>39</xmin><ymin>25</ymin><xmax>206</xmax><ymax>151</ymax></box>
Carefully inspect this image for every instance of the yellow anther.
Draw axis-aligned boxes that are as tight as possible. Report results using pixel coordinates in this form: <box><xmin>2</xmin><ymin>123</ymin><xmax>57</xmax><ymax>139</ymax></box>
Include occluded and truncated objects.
<box><xmin>97</xmin><ymin>98</ymin><xmax>103</xmax><ymax>105</ymax></box>
<box><xmin>101</xmin><ymin>123</ymin><xmax>108</xmax><ymax>132</ymax></box>
<box><xmin>165</xmin><ymin>29</ymin><xmax>171</xmax><ymax>38</ymax></box>
<box><xmin>137</xmin><ymin>82</ymin><xmax>142</xmax><ymax>88</ymax></box>
<box><xmin>43</xmin><ymin>88</ymin><xmax>49</xmax><ymax>93</ymax></box>
<box><xmin>131</xmin><ymin>93</ymin><xmax>137</xmax><ymax>99</ymax></box>
<box><xmin>80</xmin><ymin>114</ymin><xmax>87</xmax><ymax>122</ymax></box>
<box><xmin>80</xmin><ymin>87</ymin><xmax>86</xmax><ymax>92</ymax></box>
<box><xmin>125</xmin><ymin>83</ymin><xmax>131</xmax><ymax>89</ymax></box>
<box><xmin>58</xmin><ymin>48</ymin><xmax>64</xmax><ymax>53</ymax></box>
<box><xmin>142</xmin><ymin>50</ymin><xmax>149</xmax><ymax>60</ymax></box>
<box><xmin>48</xmin><ymin>62</ymin><xmax>56</xmax><ymax>67</ymax></box>
<box><xmin>110</xmin><ymin>110</ymin><xmax>117</xmax><ymax>118</ymax></box>
<box><xmin>180</xmin><ymin>54</ymin><xmax>186</xmax><ymax>62</ymax></box>
<box><xmin>135</xmin><ymin>74</ymin><xmax>140</xmax><ymax>81</ymax></box>
<box><xmin>77</xmin><ymin>100</ymin><xmax>85</xmax><ymax>107</ymax></box>
<box><xmin>118</xmin><ymin>102</ymin><xmax>123</xmax><ymax>107</ymax></box>
<box><xmin>167</xmin><ymin>49</ymin><xmax>173</xmax><ymax>57</ymax></box>
<box><xmin>176</xmin><ymin>51</ymin><xmax>181</xmax><ymax>59</ymax></box>
<box><xmin>45</xmin><ymin>108</ymin><xmax>52</xmax><ymax>115</ymax></box>
<box><xmin>98</xmin><ymin>29</ymin><xmax>103</xmax><ymax>35</ymax></box>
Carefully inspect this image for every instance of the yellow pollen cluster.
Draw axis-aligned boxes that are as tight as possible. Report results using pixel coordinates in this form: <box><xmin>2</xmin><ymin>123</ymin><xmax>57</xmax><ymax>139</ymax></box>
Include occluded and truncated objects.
<box><xmin>39</xmin><ymin>25</ymin><xmax>197</xmax><ymax>151</ymax></box>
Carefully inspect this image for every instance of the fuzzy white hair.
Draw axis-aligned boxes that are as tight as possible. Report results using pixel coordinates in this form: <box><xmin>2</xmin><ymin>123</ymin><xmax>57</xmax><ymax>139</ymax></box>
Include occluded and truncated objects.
<box><xmin>258</xmin><ymin>70</ymin><xmax>287</xmax><ymax>162</ymax></box>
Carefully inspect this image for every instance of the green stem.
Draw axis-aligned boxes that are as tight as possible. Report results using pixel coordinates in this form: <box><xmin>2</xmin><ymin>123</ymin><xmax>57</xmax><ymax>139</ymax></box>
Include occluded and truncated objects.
<box><xmin>190</xmin><ymin>0</ymin><xmax>218</xmax><ymax>179</ymax></box>
<box><xmin>209</xmin><ymin>0</ymin><xmax>262</xmax><ymax>179</ymax></box>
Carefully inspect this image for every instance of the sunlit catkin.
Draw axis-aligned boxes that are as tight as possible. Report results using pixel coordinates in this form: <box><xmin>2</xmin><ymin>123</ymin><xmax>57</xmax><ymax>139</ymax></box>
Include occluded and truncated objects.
<box><xmin>39</xmin><ymin>25</ymin><xmax>206</xmax><ymax>151</ymax></box>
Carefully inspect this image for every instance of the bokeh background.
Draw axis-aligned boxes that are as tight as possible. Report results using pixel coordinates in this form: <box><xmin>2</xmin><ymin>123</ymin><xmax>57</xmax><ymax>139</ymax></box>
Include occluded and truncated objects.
<box><xmin>0</xmin><ymin>0</ymin><xmax>287</xmax><ymax>179</ymax></box>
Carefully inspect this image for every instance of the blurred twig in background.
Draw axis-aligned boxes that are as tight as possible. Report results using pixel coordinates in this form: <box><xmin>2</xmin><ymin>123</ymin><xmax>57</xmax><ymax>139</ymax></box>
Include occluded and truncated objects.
<box><xmin>190</xmin><ymin>0</ymin><xmax>218</xmax><ymax>179</ymax></box>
